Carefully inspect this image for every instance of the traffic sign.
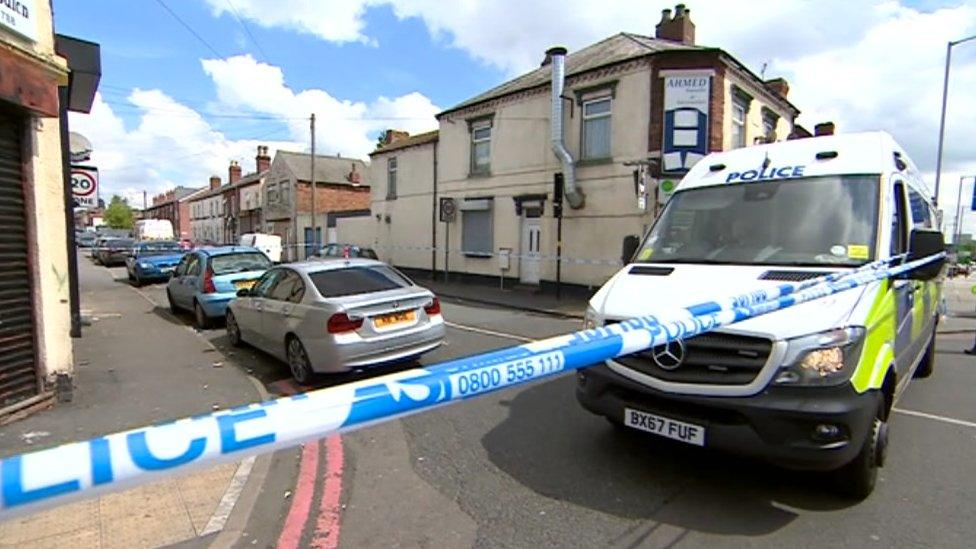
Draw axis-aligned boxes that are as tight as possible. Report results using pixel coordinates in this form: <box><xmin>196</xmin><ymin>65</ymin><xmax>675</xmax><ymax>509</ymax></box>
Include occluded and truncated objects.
<box><xmin>71</xmin><ymin>166</ymin><xmax>99</xmax><ymax>208</ymax></box>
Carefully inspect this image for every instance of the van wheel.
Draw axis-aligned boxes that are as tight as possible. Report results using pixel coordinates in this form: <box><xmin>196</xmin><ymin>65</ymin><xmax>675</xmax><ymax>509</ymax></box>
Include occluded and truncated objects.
<box><xmin>833</xmin><ymin>410</ymin><xmax>887</xmax><ymax>500</ymax></box>
<box><xmin>914</xmin><ymin>329</ymin><xmax>935</xmax><ymax>378</ymax></box>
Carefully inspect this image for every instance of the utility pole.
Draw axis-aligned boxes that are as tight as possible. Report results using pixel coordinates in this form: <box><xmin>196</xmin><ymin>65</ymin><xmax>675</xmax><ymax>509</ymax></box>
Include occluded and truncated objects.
<box><xmin>310</xmin><ymin>113</ymin><xmax>316</xmax><ymax>259</ymax></box>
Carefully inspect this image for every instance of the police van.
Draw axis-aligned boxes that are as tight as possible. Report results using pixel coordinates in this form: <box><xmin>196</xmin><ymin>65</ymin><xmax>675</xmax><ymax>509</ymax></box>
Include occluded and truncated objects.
<box><xmin>576</xmin><ymin>131</ymin><xmax>945</xmax><ymax>498</ymax></box>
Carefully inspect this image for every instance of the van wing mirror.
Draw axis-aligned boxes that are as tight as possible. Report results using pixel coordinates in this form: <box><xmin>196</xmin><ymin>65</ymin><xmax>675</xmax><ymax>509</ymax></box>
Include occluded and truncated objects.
<box><xmin>903</xmin><ymin>228</ymin><xmax>946</xmax><ymax>281</ymax></box>
<box><xmin>622</xmin><ymin>235</ymin><xmax>641</xmax><ymax>265</ymax></box>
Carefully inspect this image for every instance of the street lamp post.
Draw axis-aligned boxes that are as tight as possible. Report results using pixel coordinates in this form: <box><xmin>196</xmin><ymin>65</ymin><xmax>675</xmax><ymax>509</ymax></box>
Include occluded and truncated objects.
<box><xmin>955</xmin><ymin>176</ymin><xmax>975</xmax><ymax>245</ymax></box>
<box><xmin>933</xmin><ymin>33</ymin><xmax>976</xmax><ymax>205</ymax></box>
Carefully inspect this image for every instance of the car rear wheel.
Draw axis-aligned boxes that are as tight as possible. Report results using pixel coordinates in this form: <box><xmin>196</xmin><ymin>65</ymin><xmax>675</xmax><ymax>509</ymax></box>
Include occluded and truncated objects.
<box><xmin>287</xmin><ymin>337</ymin><xmax>314</xmax><ymax>385</ymax></box>
<box><xmin>194</xmin><ymin>302</ymin><xmax>211</xmax><ymax>329</ymax></box>
<box><xmin>226</xmin><ymin>311</ymin><xmax>244</xmax><ymax>347</ymax></box>
<box><xmin>166</xmin><ymin>290</ymin><xmax>178</xmax><ymax>314</ymax></box>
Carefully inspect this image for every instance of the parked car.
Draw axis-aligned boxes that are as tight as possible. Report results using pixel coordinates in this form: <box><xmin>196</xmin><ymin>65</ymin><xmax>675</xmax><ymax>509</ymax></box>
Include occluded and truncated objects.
<box><xmin>125</xmin><ymin>240</ymin><xmax>185</xmax><ymax>286</ymax></box>
<box><xmin>91</xmin><ymin>236</ymin><xmax>112</xmax><ymax>263</ymax></box>
<box><xmin>75</xmin><ymin>231</ymin><xmax>97</xmax><ymax>248</ymax></box>
<box><xmin>315</xmin><ymin>243</ymin><xmax>378</xmax><ymax>260</ymax></box>
<box><xmin>226</xmin><ymin>259</ymin><xmax>444</xmax><ymax>384</ymax></box>
<box><xmin>96</xmin><ymin>238</ymin><xmax>136</xmax><ymax>266</ymax></box>
<box><xmin>166</xmin><ymin>246</ymin><xmax>272</xmax><ymax>328</ymax></box>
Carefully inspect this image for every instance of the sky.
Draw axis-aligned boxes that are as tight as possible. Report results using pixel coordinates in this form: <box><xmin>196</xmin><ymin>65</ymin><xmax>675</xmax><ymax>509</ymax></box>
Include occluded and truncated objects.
<box><xmin>55</xmin><ymin>1</ymin><xmax>976</xmax><ymax>230</ymax></box>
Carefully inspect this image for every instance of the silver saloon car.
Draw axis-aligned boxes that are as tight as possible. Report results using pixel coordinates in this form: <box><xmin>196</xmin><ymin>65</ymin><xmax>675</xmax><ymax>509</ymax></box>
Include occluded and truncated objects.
<box><xmin>226</xmin><ymin>259</ymin><xmax>445</xmax><ymax>384</ymax></box>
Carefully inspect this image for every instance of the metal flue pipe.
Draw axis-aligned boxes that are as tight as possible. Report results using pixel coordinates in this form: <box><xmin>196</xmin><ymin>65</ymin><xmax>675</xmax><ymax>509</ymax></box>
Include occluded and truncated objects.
<box><xmin>548</xmin><ymin>47</ymin><xmax>584</xmax><ymax>209</ymax></box>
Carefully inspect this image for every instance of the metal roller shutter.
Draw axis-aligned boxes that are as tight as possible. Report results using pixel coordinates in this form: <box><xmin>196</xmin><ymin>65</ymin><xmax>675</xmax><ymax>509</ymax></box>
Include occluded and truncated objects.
<box><xmin>0</xmin><ymin>110</ymin><xmax>39</xmax><ymax>408</ymax></box>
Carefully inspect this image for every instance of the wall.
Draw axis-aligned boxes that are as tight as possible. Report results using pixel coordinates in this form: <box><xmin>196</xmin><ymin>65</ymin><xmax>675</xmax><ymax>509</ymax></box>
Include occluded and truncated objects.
<box><xmin>370</xmin><ymin>141</ymin><xmax>436</xmax><ymax>270</ymax></box>
<box><xmin>335</xmin><ymin>216</ymin><xmax>376</xmax><ymax>248</ymax></box>
<box><xmin>721</xmin><ymin>71</ymin><xmax>794</xmax><ymax>150</ymax></box>
<box><xmin>295</xmin><ymin>182</ymin><xmax>370</xmax><ymax>214</ymax></box>
<box><xmin>0</xmin><ymin>1</ymin><xmax>73</xmax><ymax>384</ymax></box>
<box><xmin>435</xmin><ymin>61</ymin><xmax>654</xmax><ymax>286</ymax></box>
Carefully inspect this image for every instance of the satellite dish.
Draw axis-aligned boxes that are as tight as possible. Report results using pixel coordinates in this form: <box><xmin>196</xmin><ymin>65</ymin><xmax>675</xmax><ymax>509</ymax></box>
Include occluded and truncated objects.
<box><xmin>69</xmin><ymin>132</ymin><xmax>93</xmax><ymax>163</ymax></box>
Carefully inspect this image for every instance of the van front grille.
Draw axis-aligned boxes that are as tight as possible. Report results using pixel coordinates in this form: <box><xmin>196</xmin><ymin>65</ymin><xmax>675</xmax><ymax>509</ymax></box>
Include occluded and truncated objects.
<box><xmin>608</xmin><ymin>324</ymin><xmax>772</xmax><ymax>385</ymax></box>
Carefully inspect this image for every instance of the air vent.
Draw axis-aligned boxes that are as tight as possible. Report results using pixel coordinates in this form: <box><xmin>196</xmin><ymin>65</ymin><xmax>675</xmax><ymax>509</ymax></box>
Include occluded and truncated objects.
<box><xmin>629</xmin><ymin>266</ymin><xmax>674</xmax><ymax>276</ymax></box>
<box><xmin>759</xmin><ymin>270</ymin><xmax>831</xmax><ymax>282</ymax></box>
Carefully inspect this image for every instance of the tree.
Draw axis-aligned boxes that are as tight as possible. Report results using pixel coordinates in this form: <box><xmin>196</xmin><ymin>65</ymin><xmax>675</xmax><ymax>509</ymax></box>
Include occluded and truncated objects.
<box><xmin>104</xmin><ymin>195</ymin><xmax>134</xmax><ymax>229</ymax></box>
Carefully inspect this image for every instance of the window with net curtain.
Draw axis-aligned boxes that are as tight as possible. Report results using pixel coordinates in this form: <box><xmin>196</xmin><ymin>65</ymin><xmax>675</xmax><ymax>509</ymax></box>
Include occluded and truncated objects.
<box><xmin>470</xmin><ymin>121</ymin><xmax>491</xmax><ymax>174</ymax></box>
<box><xmin>731</xmin><ymin>101</ymin><xmax>747</xmax><ymax>149</ymax></box>
<box><xmin>582</xmin><ymin>97</ymin><xmax>612</xmax><ymax>159</ymax></box>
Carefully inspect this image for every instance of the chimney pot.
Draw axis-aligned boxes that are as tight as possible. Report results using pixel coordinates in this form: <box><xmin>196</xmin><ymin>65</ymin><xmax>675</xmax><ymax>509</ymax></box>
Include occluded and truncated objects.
<box><xmin>255</xmin><ymin>145</ymin><xmax>271</xmax><ymax>173</ymax></box>
<box><xmin>209</xmin><ymin>176</ymin><xmax>221</xmax><ymax>190</ymax></box>
<box><xmin>659</xmin><ymin>8</ymin><xmax>672</xmax><ymax>24</ymax></box>
<box><xmin>764</xmin><ymin>78</ymin><xmax>790</xmax><ymax>98</ymax></box>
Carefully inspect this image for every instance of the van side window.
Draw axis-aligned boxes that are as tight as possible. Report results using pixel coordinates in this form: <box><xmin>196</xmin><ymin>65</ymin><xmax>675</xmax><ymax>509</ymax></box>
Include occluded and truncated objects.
<box><xmin>890</xmin><ymin>183</ymin><xmax>908</xmax><ymax>256</ymax></box>
<box><xmin>907</xmin><ymin>188</ymin><xmax>932</xmax><ymax>228</ymax></box>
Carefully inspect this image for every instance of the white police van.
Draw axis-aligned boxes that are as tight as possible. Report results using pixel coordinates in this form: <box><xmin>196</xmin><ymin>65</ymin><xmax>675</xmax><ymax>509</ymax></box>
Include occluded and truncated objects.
<box><xmin>577</xmin><ymin>131</ymin><xmax>945</xmax><ymax>498</ymax></box>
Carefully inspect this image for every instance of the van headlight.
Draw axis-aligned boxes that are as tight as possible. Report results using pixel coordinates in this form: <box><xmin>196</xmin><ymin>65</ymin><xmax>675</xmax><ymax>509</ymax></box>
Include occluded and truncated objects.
<box><xmin>773</xmin><ymin>327</ymin><xmax>865</xmax><ymax>386</ymax></box>
<box><xmin>583</xmin><ymin>306</ymin><xmax>600</xmax><ymax>330</ymax></box>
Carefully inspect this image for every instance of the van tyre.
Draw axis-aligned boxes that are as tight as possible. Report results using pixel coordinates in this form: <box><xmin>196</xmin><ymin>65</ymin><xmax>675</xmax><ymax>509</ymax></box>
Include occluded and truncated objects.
<box><xmin>287</xmin><ymin>337</ymin><xmax>314</xmax><ymax>386</ymax></box>
<box><xmin>194</xmin><ymin>302</ymin><xmax>211</xmax><ymax>329</ymax></box>
<box><xmin>914</xmin><ymin>329</ymin><xmax>935</xmax><ymax>378</ymax></box>
<box><xmin>833</xmin><ymin>412</ymin><xmax>887</xmax><ymax>500</ymax></box>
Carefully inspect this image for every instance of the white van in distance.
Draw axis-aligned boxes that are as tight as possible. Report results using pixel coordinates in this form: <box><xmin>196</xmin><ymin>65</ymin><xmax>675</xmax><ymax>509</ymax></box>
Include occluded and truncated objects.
<box><xmin>577</xmin><ymin>131</ymin><xmax>945</xmax><ymax>498</ymax></box>
<box><xmin>134</xmin><ymin>219</ymin><xmax>174</xmax><ymax>241</ymax></box>
<box><xmin>239</xmin><ymin>233</ymin><xmax>282</xmax><ymax>263</ymax></box>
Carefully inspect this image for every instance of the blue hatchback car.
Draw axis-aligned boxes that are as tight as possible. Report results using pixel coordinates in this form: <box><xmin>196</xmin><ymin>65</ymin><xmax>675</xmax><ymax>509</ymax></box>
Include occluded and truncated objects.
<box><xmin>166</xmin><ymin>246</ymin><xmax>272</xmax><ymax>328</ymax></box>
<box><xmin>126</xmin><ymin>240</ymin><xmax>185</xmax><ymax>286</ymax></box>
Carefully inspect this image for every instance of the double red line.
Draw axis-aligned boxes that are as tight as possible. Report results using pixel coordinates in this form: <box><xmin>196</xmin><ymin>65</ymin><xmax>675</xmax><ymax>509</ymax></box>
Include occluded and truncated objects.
<box><xmin>274</xmin><ymin>380</ymin><xmax>345</xmax><ymax>549</ymax></box>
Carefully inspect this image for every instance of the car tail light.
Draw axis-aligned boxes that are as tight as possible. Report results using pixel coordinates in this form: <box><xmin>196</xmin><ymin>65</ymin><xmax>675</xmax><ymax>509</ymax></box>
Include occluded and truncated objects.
<box><xmin>424</xmin><ymin>297</ymin><xmax>441</xmax><ymax>316</ymax></box>
<box><xmin>203</xmin><ymin>265</ymin><xmax>216</xmax><ymax>294</ymax></box>
<box><xmin>327</xmin><ymin>312</ymin><xmax>363</xmax><ymax>334</ymax></box>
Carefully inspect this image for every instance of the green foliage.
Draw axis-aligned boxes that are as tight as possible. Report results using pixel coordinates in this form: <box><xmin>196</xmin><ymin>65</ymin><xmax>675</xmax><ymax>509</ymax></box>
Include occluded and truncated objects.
<box><xmin>104</xmin><ymin>195</ymin><xmax>134</xmax><ymax>229</ymax></box>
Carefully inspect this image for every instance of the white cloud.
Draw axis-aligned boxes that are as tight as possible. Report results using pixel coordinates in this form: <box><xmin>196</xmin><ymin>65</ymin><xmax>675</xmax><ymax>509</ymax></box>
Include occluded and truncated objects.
<box><xmin>68</xmin><ymin>91</ymin><xmax>300</xmax><ymax>207</ymax></box>
<box><xmin>199</xmin><ymin>54</ymin><xmax>440</xmax><ymax>158</ymax></box>
<box><xmin>68</xmin><ymin>55</ymin><xmax>439</xmax><ymax>207</ymax></box>
<box><xmin>203</xmin><ymin>0</ymin><xmax>379</xmax><ymax>45</ymax></box>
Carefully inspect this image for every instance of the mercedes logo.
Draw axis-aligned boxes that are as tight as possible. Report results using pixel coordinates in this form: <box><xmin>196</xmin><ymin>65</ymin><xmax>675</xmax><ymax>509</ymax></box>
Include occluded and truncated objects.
<box><xmin>651</xmin><ymin>339</ymin><xmax>685</xmax><ymax>370</ymax></box>
<box><xmin>392</xmin><ymin>302</ymin><xmax>400</xmax><ymax>310</ymax></box>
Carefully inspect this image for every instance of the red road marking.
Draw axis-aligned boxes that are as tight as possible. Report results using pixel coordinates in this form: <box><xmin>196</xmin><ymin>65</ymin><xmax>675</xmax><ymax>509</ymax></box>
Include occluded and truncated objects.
<box><xmin>311</xmin><ymin>435</ymin><xmax>345</xmax><ymax>549</ymax></box>
<box><xmin>277</xmin><ymin>439</ymin><xmax>320</xmax><ymax>549</ymax></box>
<box><xmin>273</xmin><ymin>377</ymin><xmax>345</xmax><ymax>548</ymax></box>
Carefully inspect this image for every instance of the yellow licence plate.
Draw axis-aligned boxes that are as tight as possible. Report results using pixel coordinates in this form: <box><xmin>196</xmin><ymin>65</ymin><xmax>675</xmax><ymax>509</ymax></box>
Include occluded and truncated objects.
<box><xmin>234</xmin><ymin>280</ymin><xmax>257</xmax><ymax>290</ymax></box>
<box><xmin>374</xmin><ymin>310</ymin><xmax>416</xmax><ymax>328</ymax></box>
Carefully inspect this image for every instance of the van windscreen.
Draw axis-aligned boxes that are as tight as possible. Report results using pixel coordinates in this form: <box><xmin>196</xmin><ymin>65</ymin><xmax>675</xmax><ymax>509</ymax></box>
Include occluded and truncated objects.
<box><xmin>637</xmin><ymin>175</ymin><xmax>880</xmax><ymax>267</ymax></box>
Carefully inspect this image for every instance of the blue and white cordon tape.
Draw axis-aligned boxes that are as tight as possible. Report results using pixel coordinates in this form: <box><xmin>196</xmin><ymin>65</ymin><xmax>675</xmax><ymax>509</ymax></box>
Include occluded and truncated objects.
<box><xmin>0</xmin><ymin>252</ymin><xmax>943</xmax><ymax>518</ymax></box>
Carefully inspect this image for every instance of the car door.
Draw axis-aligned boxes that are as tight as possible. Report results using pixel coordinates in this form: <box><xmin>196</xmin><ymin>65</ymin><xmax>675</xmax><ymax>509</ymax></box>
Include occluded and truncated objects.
<box><xmin>169</xmin><ymin>255</ymin><xmax>191</xmax><ymax>303</ymax></box>
<box><xmin>175</xmin><ymin>254</ymin><xmax>201</xmax><ymax>309</ymax></box>
<box><xmin>244</xmin><ymin>269</ymin><xmax>283</xmax><ymax>352</ymax></box>
<box><xmin>261</xmin><ymin>269</ymin><xmax>302</xmax><ymax>358</ymax></box>
<box><xmin>890</xmin><ymin>180</ymin><xmax>914</xmax><ymax>383</ymax></box>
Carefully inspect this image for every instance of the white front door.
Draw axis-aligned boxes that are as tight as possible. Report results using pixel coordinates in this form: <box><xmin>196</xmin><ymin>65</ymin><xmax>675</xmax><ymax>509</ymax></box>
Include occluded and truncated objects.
<box><xmin>520</xmin><ymin>214</ymin><xmax>542</xmax><ymax>285</ymax></box>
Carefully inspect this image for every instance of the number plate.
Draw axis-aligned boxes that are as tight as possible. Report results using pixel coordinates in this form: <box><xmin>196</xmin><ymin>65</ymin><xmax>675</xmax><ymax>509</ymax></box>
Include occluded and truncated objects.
<box><xmin>161</xmin><ymin>267</ymin><xmax>174</xmax><ymax>274</ymax></box>
<box><xmin>234</xmin><ymin>279</ymin><xmax>257</xmax><ymax>290</ymax></box>
<box><xmin>373</xmin><ymin>310</ymin><xmax>416</xmax><ymax>328</ymax></box>
<box><xmin>623</xmin><ymin>408</ymin><xmax>705</xmax><ymax>446</ymax></box>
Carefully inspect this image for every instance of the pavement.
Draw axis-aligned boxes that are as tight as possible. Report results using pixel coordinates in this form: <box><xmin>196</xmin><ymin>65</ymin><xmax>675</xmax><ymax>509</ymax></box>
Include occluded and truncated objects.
<box><xmin>419</xmin><ymin>275</ymin><xmax>592</xmax><ymax>319</ymax></box>
<box><xmin>0</xmin><ymin>252</ymin><xmax>267</xmax><ymax>548</ymax></box>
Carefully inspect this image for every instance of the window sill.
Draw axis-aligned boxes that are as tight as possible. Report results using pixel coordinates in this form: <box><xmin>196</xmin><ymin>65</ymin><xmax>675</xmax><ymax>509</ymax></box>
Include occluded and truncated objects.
<box><xmin>386</xmin><ymin>196</ymin><xmax>397</xmax><ymax>201</ymax></box>
<box><xmin>462</xmin><ymin>252</ymin><xmax>493</xmax><ymax>258</ymax></box>
<box><xmin>468</xmin><ymin>170</ymin><xmax>492</xmax><ymax>179</ymax></box>
<box><xmin>575</xmin><ymin>157</ymin><xmax>613</xmax><ymax>167</ymax></box>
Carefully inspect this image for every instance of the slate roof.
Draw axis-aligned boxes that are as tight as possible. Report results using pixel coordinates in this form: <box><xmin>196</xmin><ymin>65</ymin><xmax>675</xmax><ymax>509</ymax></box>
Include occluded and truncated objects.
<box><xmin>276</xmin><ymin>151</ymin><xmax>367</xmax><ymax>185</ymax></box>
<box><xmin>370</xmin><ymin>130</ymin><xmax>439</xmax><ymax>156</ymax></box>
<box><xmin>440</xmin><ymin>33</ymin><xmax>701</xmax><ymax>116</ymax></box>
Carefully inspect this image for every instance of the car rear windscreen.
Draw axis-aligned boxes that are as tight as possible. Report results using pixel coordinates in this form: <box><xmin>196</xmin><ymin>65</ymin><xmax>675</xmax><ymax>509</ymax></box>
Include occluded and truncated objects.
<box><xmin>210</xmin><ymin>252</ymin><xmax>272</xmax><ymax>275</ymax></box>
<box><xmin>310</xmin><ymin>265</ymin><xmax>411</xmax><ymax>298</ymax></box>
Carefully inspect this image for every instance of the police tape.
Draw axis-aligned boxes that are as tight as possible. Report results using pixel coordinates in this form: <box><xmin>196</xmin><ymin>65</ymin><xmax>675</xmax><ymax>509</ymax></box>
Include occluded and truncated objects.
<box><xmin>281</xmin><ymin>242</ymin><xmax>625</xmax><ymax>267</ymax></box>
<box><xmin>0</xmin><ymin>252</ymin><xmax>943</xmax><ymax>518</ymax></box>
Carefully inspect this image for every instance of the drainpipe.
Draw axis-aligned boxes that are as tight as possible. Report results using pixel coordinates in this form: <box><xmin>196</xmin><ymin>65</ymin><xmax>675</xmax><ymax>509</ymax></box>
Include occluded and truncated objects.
<box><xmin>548</xmin><ymin>47</ymin><xmax>584</xmax><ymax>209</ymax></box>
<box><xmin>431</xmin><ymin>141</ymin><xmax>438</xmax><ymax>278</ymax></box>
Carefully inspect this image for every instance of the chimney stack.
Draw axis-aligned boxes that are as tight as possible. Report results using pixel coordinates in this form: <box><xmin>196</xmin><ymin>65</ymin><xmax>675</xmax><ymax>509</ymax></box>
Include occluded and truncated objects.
<box><xmin>655</xmin><ymin>4</ymin><xmax>695</xmax><ymax>45</ymax></box>
<box><xmin>255</xmin><ymin>145</ymin><xmax>271</xmax><ymax>173</ymax></box>
<box><xmin>382</xmin><ymin>129</ymin><xmax>410</xmax><ymax>146</ymax></box>
<box><xmin>814</xmin><ymin>122</ymin><xmax>835</xmax><ymax>136</ymax></box>
<box><xmin>209</xmin><ymin>176</ymin><xmax>221</xmax><ymax>190</ymax></box>
<box><xmin>228</xmin><ymin>160</ymin><xmax>242</xmax><ymax>184</ymax></box>
<box><xmin>764</xmin><ymin>78</ymin><xmax>790</xmax><ymax>99</ymax></box>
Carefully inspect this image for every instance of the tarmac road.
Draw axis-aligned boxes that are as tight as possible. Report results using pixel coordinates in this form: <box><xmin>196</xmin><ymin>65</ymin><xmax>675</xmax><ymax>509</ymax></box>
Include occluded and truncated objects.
<box><xmin>117</xmin><ymin>264</ymin><xmax>976</xmax><ymax>548</ymax></box>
